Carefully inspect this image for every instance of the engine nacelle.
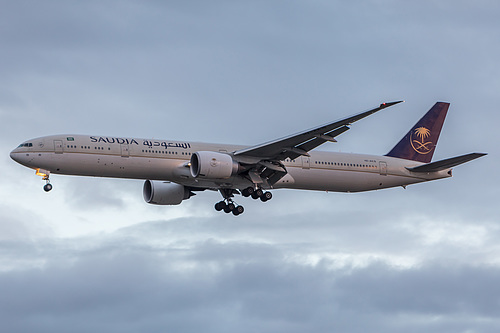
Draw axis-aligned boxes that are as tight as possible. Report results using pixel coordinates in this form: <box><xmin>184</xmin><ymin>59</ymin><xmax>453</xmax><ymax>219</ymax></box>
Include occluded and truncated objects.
<box><xmin>143</xmin><ymin>180</ymin><xmax>192</xmax><ymax>205</ymax></box>
<box><xmin>190</xmin><ymin>151</ymin><xmax>239</xmax><ymax>179</ymax></box>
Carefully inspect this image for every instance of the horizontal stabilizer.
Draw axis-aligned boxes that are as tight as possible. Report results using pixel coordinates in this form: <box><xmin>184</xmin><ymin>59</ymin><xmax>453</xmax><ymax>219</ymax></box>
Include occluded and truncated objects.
<box><xmin>407</xmin><ymin>153</ymin><xmax>487</xmax><ymax>173</ymax></box>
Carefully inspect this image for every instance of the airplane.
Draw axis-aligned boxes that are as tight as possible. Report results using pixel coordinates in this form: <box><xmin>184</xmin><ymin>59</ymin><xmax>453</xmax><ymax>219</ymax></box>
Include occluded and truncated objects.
<box><xmin>10</xmin><ymin>101</ymin><xmax>486</xmax><ymax>216</ymax></box>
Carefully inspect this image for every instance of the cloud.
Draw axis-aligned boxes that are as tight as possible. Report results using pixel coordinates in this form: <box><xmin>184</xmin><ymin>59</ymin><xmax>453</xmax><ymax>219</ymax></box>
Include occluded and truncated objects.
<box><xmin>1</xmin><ymin>222</ymin><xmax>499</xmax><ymax>333</ymax></box>
<box><xmin>1</xmin><ymin>1</ymin><xmax>499</xmax><ymax>332</ymax></box>
<box><xmin>61</xmin><ymin>177</ymin><xmax>128</xmax><ymax>209</ymax></box>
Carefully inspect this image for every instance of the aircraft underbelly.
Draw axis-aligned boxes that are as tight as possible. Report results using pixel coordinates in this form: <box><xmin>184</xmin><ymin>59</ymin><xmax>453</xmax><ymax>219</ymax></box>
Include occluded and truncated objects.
<box><xmin>31</xmin><ymin>153</ymin><xmax>184</xmax><ymax>180</ymax></box>
<box><xmin>281</xmin><ymin>167</ymin><xmax>422</xmax><ymax>192</ymax></box>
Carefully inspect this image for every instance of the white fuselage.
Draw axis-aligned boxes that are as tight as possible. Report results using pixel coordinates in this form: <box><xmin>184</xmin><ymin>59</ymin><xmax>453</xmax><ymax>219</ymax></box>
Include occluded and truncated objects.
<box><xmin>10</xmin><ymin>134</ymin><xmax>452</xmax><ymax>192</ymax></box>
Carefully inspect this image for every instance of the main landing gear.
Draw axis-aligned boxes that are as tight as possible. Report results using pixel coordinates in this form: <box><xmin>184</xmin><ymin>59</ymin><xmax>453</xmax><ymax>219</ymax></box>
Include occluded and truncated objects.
<box><xmin>215</xmin><ymin>200</ymin><xmax>244</xmax><ymax>216</ymax></box>
<box><xmin>241</xmin><ymin>187</ymin><xmax>272</xmax><ymax>202</ymax></box>
<box><xmin>215</xmin><ymin>187</ymin><xmax>272</xmax><ymax>216</ymax></box>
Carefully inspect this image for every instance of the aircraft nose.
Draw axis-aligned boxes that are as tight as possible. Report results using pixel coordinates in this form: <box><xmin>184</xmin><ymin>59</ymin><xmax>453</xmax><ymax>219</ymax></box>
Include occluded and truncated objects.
<box><xmin>10</xmin><ymin>149</ymin><xmax>32</xmax><ymax>167</ymax></box>
<box><xmin>10</xmin><ymin>147</ymin><xmax>28</xmax><ymax>165</ymax></box>
<box><xmin>10</xmin><ymin>149</ymin><xmax>20</xmax><ymax>163</ymax></box>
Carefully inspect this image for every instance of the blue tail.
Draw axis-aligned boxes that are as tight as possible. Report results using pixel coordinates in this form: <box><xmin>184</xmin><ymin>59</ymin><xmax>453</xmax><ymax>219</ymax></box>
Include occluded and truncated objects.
<box><xmin>386</xmin><ymin>102</ymin><xmax>449</xmax><ymax>163</ymax></box>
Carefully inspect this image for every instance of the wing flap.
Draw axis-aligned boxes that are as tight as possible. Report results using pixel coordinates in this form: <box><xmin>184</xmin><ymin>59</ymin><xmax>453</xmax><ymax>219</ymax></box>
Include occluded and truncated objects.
<box><xmin>407</xmin><ymin>153</ymin><xmax>487</xmax><ymax>173</ymax></box>
<box><xmin>297</xmin><ymin>125</ymin><xmax>351</xmax><ymax>152</ymax></box>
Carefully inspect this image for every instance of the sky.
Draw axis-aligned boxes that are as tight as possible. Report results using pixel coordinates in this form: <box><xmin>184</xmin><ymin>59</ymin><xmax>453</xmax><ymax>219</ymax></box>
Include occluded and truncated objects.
<box><xmin>0</xmin><ymin>1</ymin><xmax>498</xmax><ymax>332</ymax></box>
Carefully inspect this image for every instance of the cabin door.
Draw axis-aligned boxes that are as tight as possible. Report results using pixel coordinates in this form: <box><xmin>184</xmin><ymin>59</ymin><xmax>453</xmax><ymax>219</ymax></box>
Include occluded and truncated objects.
<box><xmin>302</xmin><ymin>156</ymin><xmax>310</xmax><ymax>169</ymax></box>
<box><xmin>379</xmin><ymin>161</ymin><xmax>387</xmax><ymax>176</ymax></box>
<box><xmin>54</xmin><ymin>140</ymin><xmax>63</xmax><ymax>154</ymax></box>
<box><xmin>121</xmin><ymin>144</ymin><xmax>129</xmax><ymax>157</ymax></box>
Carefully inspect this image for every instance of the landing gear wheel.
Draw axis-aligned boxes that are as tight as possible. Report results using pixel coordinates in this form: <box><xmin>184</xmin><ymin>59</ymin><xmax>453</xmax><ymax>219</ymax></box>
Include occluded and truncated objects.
<box><xmin>43</xmin><ymin>183</ymin><xmax>53</xmax><ymax>192</ymax></box>
<box><xmin>241</xmin><ymin>187</ymin><xmax>254</xmax><ymax>197</ymax></box>
<box><xmin>251</xmin><ymin>188</ymin><xmax>263</xmax><ymax>199</ymax></box>
<box><xmin>232</xmin><ymin>205</ymin><xmax>244</xmax><ymax>216</ymax></box>
<box><xmin>215</xmin><ymin>201</ymin><xmax>226</xmax><ymax>211</ymax></box>
<box><xmin>223</xmin><ymin>202</ymin><xmax>235</xmax><ymax>213</ymax></box>
<box><xmin>260</xmin><ymin>191</ymin><xmax>272</xmax><ymax>202</ymax></box>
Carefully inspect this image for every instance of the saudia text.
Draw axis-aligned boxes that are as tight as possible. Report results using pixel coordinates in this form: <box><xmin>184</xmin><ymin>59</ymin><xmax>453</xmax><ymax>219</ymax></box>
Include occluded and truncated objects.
<box><xmin>89</xmin><ymin>136</ymin><xmax>191</xmax><ymax>149</ymax></box>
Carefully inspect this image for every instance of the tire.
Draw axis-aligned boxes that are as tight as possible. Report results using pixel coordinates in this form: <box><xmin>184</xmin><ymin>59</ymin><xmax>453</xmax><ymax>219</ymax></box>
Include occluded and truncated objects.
<box><xmin>242</xmin><ymin>187</ymin><xmax>254</xmax><ymax>197</ymax></box>
<box><xmin>232</xmin><ymin>205</ymin><xmax>244</xmax><ymax>216</ymax></box>
<box><xmin>251</xmin><ymin>189</ymin><xmax>263</xmax><ymax>199</ymax></box>
<box><xmin>215</xmin><ymin>201</ymin><xmax>225</xmax><ymax>211</ymax></box>
<box><xmin>260</xmin><ymin>191</ymin><xmax>272</xmax><ymax>202</ymax></box>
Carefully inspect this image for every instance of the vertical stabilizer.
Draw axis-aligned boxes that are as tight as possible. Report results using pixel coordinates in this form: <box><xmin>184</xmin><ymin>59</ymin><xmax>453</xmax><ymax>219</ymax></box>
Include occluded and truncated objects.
<box><xmin>386</xmin><ymin>102</ymin><xmax>449</xmax><ymax>163</ymax></box>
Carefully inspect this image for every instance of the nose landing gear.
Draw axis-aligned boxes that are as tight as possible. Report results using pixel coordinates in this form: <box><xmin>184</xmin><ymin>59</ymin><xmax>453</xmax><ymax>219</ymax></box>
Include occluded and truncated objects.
<box><xmin>36</xmin><ymin>169</ymin><xmax>53</xmax><ymax>192</ymax></box>
<box><xmin>42</xmin><ymin>174</ymin><xmax>53</xmax><ymax>192</ymax></box>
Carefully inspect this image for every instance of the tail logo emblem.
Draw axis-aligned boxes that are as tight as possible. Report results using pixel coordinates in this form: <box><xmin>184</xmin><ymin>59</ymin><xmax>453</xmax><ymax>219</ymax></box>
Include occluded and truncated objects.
<box><xmin>410</xmin><ymin>127</ymin><xmax>433</xmax><ymax>154</ymax></box>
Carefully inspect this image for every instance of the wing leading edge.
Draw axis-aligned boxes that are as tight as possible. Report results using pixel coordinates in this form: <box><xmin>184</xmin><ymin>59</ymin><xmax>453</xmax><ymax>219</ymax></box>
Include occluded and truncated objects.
<box><xmin>234</xmin><ymin>100</ymin><xmax>404</xmax><ymax>161</ymax></box>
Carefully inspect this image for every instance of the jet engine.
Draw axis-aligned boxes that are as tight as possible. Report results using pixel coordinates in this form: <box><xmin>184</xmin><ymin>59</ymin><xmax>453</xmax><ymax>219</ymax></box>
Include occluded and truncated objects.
<box><xmin>143</xmin><ymin>180</ymin><xmax>193</xmax><ymax>205</ymax></box>
<box><xmin>190</xmin><ymin>151</ymin><xmax>239</xmax><ymax>179</ymax></box>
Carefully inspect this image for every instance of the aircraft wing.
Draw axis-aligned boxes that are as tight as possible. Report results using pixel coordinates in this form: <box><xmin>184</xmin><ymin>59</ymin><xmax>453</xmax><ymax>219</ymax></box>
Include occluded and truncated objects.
<box><xmin>234</xmin><ymin>101</ymin><xmax>404</xmax><ymax>161</ymax></box>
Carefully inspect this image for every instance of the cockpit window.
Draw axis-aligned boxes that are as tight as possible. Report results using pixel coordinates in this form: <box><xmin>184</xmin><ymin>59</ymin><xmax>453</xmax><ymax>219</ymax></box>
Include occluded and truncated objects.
<box><xmin>17</xmin><ymin>143</ymin><xmax>33</xmax><ymax>148</ymax></box>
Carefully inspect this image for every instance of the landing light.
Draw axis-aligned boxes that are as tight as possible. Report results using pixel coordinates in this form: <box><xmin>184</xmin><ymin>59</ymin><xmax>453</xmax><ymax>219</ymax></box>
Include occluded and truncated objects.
<box><xmin>36</xmin><ymin>168</ymin><xmax>50</xmax><ymax>178</ymax></box>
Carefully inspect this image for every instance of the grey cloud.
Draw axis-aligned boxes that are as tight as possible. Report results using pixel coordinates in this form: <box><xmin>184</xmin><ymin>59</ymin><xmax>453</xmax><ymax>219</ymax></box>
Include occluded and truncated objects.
<box><xmin>0</xmin><ymin>231</ymin><xmax>499</xmax><ymax>333</ymax></box>
<box><xmin>1</xmin><ymin>1</ymin><xmax>499</xmax><ymax>332</ymax></box>
<box><xmin>61</xmin><ymin>177</ymin><xmax>128</xmax><ymax>210</ymax></box>
<box><xmin>335</xmin><ymin>262</ymin><xmax>500</xmax><ymax>317</ymax></box>
<box><xmin>0</xmin><ymin>203</ymin><xmax>54</xmax><ymax>241</ymax></box>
